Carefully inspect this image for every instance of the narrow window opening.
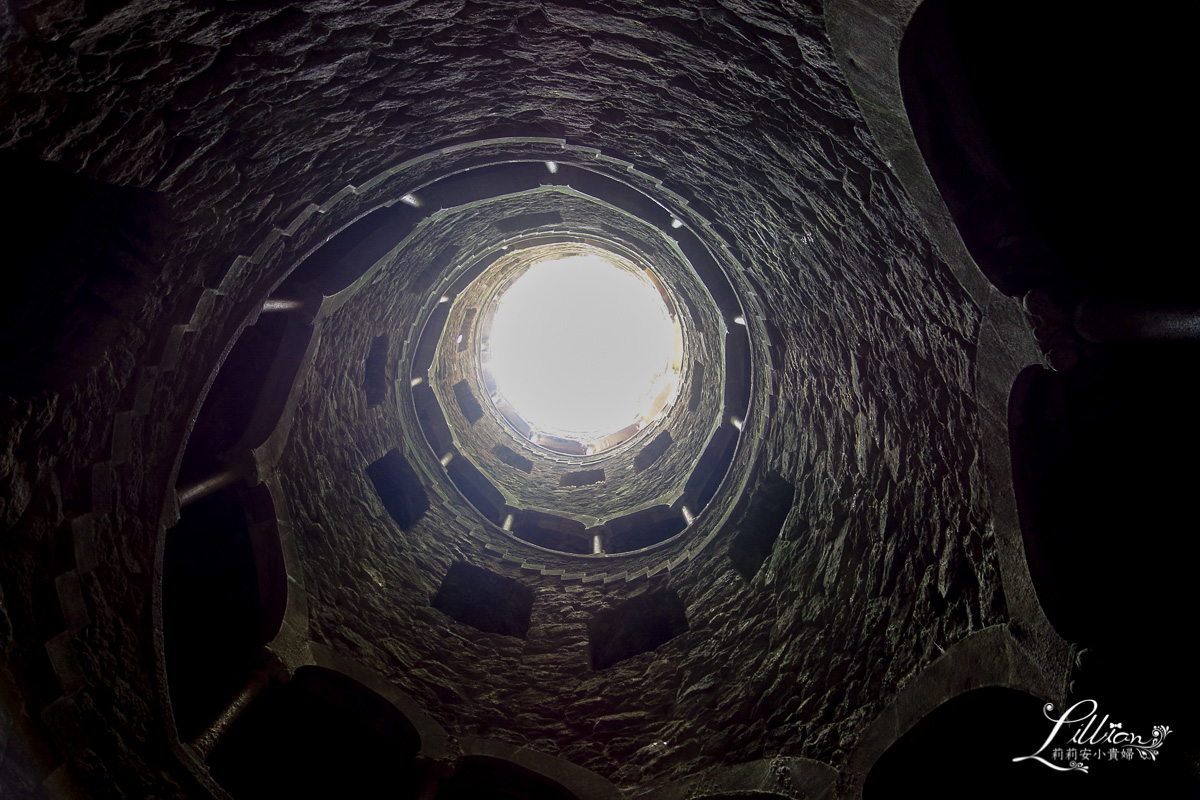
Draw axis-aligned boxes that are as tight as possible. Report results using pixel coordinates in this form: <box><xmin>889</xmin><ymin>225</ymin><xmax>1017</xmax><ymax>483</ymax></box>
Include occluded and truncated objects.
<box><xmin>634</xmin><ymin>430</ymin><xmax>673</xmax><ymax>472</ymax></box>
<box><xmin>433</xmin><ymin>562</ymin><xmax>534</xmax><ymax>638</ymax></box>
<box><xmin>452</xmin><ymin>379</ymin><xmax>484</xmax><ymax>424</ymax></box>
<box><xmin>456</xmin><ymin>308</ymin><xmax>476</xmax><ymax>352</ymax></box>
<box><xmin>492</xmin><ymin>444</ymin><xmax>534</xmax><ymax>473</ymax></box>
<box><xmin>728</xmin><ymin>473</ymin><xmax>796</xmax><ymax>580</ymax></box>
<box><xmin>560</xmin><ymin>468</ymin><xmax>605</xmax><ymax>487</ymax></box>
<box><xmin>363</xmin><ymin>334</ymin><xmax>389</xmax><ymax>407</ymax></box>
<box><xmin>588</xmin><ymin>588</ymin><xmax>689</xmax><ymax>669</ymax></box>
<box><xmin>365</xmin><ymin>450</ymin><xmax>429</xmax><ymax>531</ymax></box>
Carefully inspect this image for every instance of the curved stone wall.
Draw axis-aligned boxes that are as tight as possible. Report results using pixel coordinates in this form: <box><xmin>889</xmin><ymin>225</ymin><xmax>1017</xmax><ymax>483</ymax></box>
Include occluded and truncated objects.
<box><xmin>0</xmin><ymin>0</ymin><xmax>1098</xmax><ymax>797</ymax></box>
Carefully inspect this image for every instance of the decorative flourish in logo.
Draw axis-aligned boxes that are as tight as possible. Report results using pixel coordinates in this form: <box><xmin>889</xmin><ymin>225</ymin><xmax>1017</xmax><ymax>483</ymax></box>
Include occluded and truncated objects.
<box><xmin>1013</xmin><ymin>700</ymin><xmax>1171</xmax><ymax>773</ymax></box>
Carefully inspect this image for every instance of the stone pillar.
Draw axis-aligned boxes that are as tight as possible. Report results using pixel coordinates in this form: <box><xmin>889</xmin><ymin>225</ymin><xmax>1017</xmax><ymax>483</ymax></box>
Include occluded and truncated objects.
<box><xmin>189</xmin><ymin>669</ymin><xmax>272</xmax><ymax>761</ymax></box>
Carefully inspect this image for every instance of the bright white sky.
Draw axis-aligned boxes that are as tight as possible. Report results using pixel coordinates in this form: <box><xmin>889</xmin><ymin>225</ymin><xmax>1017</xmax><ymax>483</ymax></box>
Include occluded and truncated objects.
<box><xmin>487</xmin><ymin>254</ymin><xmax>679</xmax><ymax>438</ymax></box>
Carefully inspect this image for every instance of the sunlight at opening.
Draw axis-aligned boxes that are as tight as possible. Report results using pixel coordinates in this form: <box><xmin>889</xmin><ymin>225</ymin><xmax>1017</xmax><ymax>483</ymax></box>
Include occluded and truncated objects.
<box><xmin>484</xmin><ymin>253</ymin><xmax>681</xmax><ymax>447</ymax></box>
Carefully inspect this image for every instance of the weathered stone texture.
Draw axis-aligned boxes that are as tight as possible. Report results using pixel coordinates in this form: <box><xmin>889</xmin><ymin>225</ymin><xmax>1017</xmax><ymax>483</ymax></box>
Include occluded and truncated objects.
<box><xmin>1</xmin><ymin>0</ymin><xmax>998</xmax><ymax>796</ymax></box>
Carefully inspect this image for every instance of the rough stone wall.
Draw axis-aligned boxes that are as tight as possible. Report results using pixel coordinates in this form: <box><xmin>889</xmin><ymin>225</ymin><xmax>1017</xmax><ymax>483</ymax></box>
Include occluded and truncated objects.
<box><xmin>1</xmin><ymin>0</ymin><xmax>997</xmax><ymax>796</ymax></box>
<box><xmin>277</xmin><ymin>175</ymin><xmax>991</xmax><ymax>793</ymax></box>
<box><xmin>424</xmin><ymin>193</ymin><xmax>724</xmax><ymax>527</ymax></box>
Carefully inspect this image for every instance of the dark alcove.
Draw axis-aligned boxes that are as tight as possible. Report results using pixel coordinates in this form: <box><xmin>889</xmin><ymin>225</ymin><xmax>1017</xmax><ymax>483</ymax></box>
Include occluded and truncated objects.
<box><xmin>588</xmin><ymin>587</ymin><xmax>689</xmax><ymax>670</ymax></box>
<box><xmin>728</xmin><ymin>472</ymin><xmax>796</xmax><ymax>580</ymax></box>
<box><xmin>366</xmin><ymin>449</ymin><xmax>430</xmax><ymax>532</ymax></box>
<box><xmin>162</xmin><ymin>486</ymin><xmax>264</xmax><ymax>742</ymax></box>
<box><xmin>208</xmin><ymin>666</ymin><xmax>422</xmax><ymax>798</ymax></box>
<box><xmin>433</xmin><ymin>562</ymin><xmax>535</xmax><ymax>639</ymax></box>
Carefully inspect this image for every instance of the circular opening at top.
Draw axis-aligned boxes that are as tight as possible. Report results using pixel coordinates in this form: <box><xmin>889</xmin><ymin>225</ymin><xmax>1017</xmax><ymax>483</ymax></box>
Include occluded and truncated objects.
<box><xmin>481</xmin><ymin>247</ymin><xmax>683</xmax><ymax>454</ymax></box>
